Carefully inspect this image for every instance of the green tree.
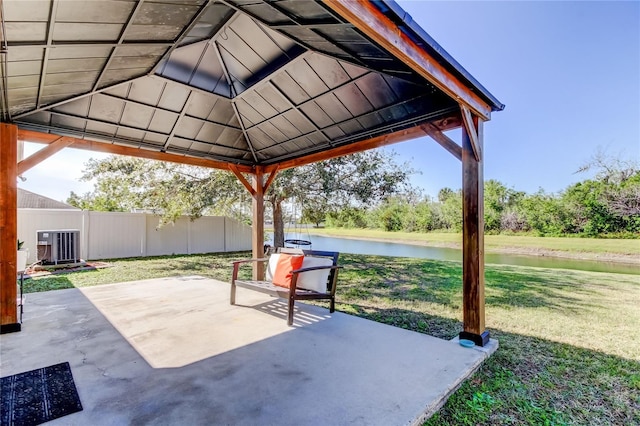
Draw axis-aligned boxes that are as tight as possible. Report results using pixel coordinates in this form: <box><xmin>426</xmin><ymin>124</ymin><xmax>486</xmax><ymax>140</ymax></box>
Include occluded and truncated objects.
<box><xmin>300</xmin><ymin>203</ymin><xmax>330</xmax><ymax>228</ymax></box>
<box><xmin>484</xmin><ymin>180</ymin><xmax>525</xmax><ymax>232</ymax></box>
<box><xmin>377</xmin><ymin>197</ymin><xmax>408</xmax><ymax>231</ymax></box>
<box><xmin>325</xmin><ymin>207</ymin><xmax>368</xmax><ymax>229</ymax></box>
<box><xmin>69</xmin><ymin>156</ymin><xmax>247</xmax><ymax>226</ymax></box>
<box><xmin>572</xmin><ymin>149</ymin><xmax>640</xmax><ymax>234</ymax></box>
<box><xmin>266</xmin><ymin>150</ymin><xmax>414</xmax><ymax>247</ymax></box>
<box><xmin>441</xmin><ymin>190</ymin><xmax>463</xmax><ymax>231</ymax></box>
<box><xmin>519</xmin><ymin>190</ymin><xmax>574</xmax><ymax>236</ymax></box>
<box><xmin>74</xmin><ymin>150</ymin><xmax>414</xmax><ymax>248</ymax></box>
<box><xmin>67</xmin><ymin>190</ymin><xmax>125</xmax><ymax>212</ymax></box>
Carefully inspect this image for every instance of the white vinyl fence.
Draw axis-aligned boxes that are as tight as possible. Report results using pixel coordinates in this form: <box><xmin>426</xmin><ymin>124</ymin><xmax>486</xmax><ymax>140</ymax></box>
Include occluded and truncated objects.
<box><xmin>18</xmin><ymin>209</ymin><xmax>251</xmax><ymax>264</ymax></box>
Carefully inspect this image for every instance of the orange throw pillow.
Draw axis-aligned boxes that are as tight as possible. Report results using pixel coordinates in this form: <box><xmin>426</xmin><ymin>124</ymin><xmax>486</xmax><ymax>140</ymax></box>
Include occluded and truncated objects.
<box><xmin>272</xmin><ymin>254</ymin><xmax>304</xmax><ymax>288</ymax></box>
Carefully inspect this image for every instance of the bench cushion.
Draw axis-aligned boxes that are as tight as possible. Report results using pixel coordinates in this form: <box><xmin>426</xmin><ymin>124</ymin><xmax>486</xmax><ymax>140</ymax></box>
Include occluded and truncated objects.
<box><xmin>272</xmin><ymin>254</ymin><xmax>304</xmax><ymax>288</ymax></box>
<box><xmin>296</xmin><ymin>256</ymin><xmax>333</xmax><ymax>293</ymax></box>
<box><xmin>266</xmin><ymin>253</ymin><xmax>334</xmax><ymax>293</ymax></box>
<box><xmin>266</xmin><ymin>253</ymin><xmax>280</xmax><ymax>282</ymax></box>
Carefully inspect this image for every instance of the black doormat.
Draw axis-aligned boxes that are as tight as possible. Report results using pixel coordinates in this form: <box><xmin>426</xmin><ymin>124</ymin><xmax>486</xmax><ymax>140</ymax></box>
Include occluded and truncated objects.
<box><xmin>1</xmin><ymin>362</ymin><xmax>83</xmax><ymax>426</ymax></box>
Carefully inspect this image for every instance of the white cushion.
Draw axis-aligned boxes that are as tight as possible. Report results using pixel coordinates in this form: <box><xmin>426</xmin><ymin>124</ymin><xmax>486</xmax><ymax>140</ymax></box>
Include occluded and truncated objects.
<box><xmin>266</xmin><ymin>253</ymin><xmax>280</xmax><ymax>282</ymax></box>
<box><xmin>296</xmin><ymin>256</ymin><xmax>333</xmax><ymax>293</ymax></box>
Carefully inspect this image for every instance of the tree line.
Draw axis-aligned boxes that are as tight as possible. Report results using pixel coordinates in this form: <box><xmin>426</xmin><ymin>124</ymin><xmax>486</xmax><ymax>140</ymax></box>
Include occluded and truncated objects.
<box><xmin>68</xmin><ymin>149</ymin><xmax>639</xmax><ymax>241</ymax></box>
<box><xmin>318</xmin><ymin>153</ymin><xmax>640</xmax><ymax>237</ymax></box>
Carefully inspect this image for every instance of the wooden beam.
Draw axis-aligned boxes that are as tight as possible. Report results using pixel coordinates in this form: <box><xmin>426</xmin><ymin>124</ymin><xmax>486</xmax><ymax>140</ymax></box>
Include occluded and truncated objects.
<box><xmin>0</xmin><ymin>124</ymin><xmax>20</xmax><ymax>333</ymax></box>
<box><xmin>263</xmin><ymin>125</ymin><xmax>427</xmax><ymax>173</ymax></box>
<box><xmin>460</xmin><ymin>117</ymin><xmax>488</xmax><ymax>346</ymax></box>
<box><xmin>421</xmin><ymin>123</ymin><xmax>462</xmax><ymax>161</ymax></box>
<box><xmin>262</xmin><ymin>166</ymin><xmax>279</xmax><ymax>192</ymax></box>
<box><xmin>230</xmin><ymin>165</ymin><xmax>255</xmax><ymax>196</ymax></box>
<box><xmin>323</xmin><ymin>0</ymin><xmax>492</xmax><ymax>120</ymax></box>
<box><xmin>252</xmin><ymin>170</ymin><xmax>265</xmax><ymax>280</ymax></box>
<box><xmin>461</xmin><ymin>105</ymin><xmax>481</xmax><ymax>161</ymax></box>
<box><xmin>17</xmin><ymin>129</ymin><xmax>254</xmax><ymax>173</ymax></box>
<box><xmin>17</xmin><ymin>136</ymin><xmax>74</xmax><ymax>175</ymax></box>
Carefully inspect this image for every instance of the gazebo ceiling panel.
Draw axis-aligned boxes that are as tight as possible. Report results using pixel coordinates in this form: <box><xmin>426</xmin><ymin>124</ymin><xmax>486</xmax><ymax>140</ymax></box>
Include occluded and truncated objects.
<box><xmin>156</xmin><ymin>83</ymin><xmax>192</xmax><ymax>112</ymax></box>
<box><xmin>6</xmin><ymin>59</ymin><xmax>42</xmax><ymax>76</ymax></box>
<box><xmin>4</xmin><ymin>23</ymin><xmax>48</xmax><ymax>42</ymax></box>
<box><xmin>50</xmin><ymin>113</ymin><xmax>86</xmax><ymax>131</ymax></box>
<box><xmin>149</xmin><ymin>110</ymin><xmax>180</xmax><ymax>134</ymax></box>
<box><xmin>5</xmin><ymin>0</ymin><xmax>503</xmax><ymax>168</ymax></box>
<box><xmin>273</xmin><ymin>0</ymin><xmax>335</xmax><ymax>21</ymax></box>
<box><xmin>157</xmin><ymin>41</ymin><xmax>232</xmax><ymax>98</ymax></box>
<box><xmin>214</xmin><ymin>13</ymin><xmax>305</xmax><ymax>96</ymax></box>
<box><xmin>45</xmin><ymin>72</ymin><xmax>100</xmax><ymax>86</ymax></box>
<box><xmin>6</xmin><ymin>47</ymin><xmax>44</xmax><ymax>62</ymax></box>
<box><xmin>47</xmin><ymin>58</ymin><xmax>107</xmax><ymax>74</ymax></box>
<box><xmin>115</xmin><ymin>126</ymin><xmax>146</xmax><ymax>142</ymax></box>
<box><xmin>124</xmin><ymin>78</ymin><xmax>166</xmax><ymax>106</ymax></box>
<box><xmin>85</xmin><ymin>121</ymin><xmax>117</xmax><ymax>139</ymax></box>
<box><xmin>175</xmin><ymin>116</ymin><xmax>204</xmax><ymax>139</ymax></box>
<box><xmin>178</xmin><ymin>4</ymin><xmax>235</xmax><ymax>47</ymax></box>
<box><xmin>120</xmin><ymin>103</ymin><xmax>156</xmax><ymax>129</ymax></box>
<box><xmin>8</xmin><ymin>75</ymin><xmax>40</xmax><ymax>90</ymax></box>
<box><xmin>52</xmin><ymin>24</ymin><xmax>123</xmax><ymax>42</ymax></box>
<box><xmin>55</xmin><ymin>1</ymin><xmax>135</xmax><ymax>24</ymax></box>
<box><xmin>1</xmin><ymin>0</ymin><xmax>51</xmax><ymax>22</ymax></box>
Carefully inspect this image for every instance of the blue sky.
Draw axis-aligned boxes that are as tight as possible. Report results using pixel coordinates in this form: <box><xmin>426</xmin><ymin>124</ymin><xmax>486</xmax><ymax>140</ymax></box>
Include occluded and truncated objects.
<box><xmin>19</xmin><ymin>0</ymin><xmax>640</xmax><ymax>202</ymax></box>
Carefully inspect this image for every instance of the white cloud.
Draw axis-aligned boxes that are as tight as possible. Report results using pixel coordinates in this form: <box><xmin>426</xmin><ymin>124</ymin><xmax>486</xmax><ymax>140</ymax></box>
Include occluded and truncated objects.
<box><xmin>18</xmin><ymin>143</ymin><xmax>110</xmax><ymax>202</ymax></box>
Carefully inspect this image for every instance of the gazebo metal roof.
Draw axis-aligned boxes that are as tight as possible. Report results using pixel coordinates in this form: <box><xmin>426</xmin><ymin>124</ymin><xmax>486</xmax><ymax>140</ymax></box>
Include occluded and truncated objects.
<box><xmin>1</xmin><ymin>0</ymin><xmax>503</xmax><ymax>169</ymax></box>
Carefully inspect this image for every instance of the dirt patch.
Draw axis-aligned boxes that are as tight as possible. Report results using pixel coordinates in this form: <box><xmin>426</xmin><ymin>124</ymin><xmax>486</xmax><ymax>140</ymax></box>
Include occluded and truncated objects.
<box><xmin>25</xmin><ymin>261</ymin><xmax>112</xmax><ymax>277</ymax></box>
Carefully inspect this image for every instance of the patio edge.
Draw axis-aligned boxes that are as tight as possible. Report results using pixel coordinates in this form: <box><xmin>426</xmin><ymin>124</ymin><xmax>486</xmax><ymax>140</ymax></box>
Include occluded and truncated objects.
<box><xmin>409</xmin><ymin>337</ymin><xmax>499</xmax><ymax>425</ymax></box>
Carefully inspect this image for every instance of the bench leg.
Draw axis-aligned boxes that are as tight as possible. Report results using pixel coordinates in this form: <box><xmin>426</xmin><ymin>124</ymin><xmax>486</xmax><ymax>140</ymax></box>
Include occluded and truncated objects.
<box><xmin>230</xmin><ymin>282</ymin><xmax>236</xmax><ymax>305</ymax></box>
<box><xmin>287</xmin><ymin>295</ymin><xmax>295</xmax><ymax>326</ymax></box>
<box><xmin>330</xmin><ymin>297</ymin><xmax>335</xmax><ymax>313</ymax></box>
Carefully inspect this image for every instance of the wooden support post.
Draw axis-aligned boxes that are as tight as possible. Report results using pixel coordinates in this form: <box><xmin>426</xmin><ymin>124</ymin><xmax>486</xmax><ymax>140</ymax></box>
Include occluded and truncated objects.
<box><xmin>460</xmin><ymin>117</ymin><xmax>488</xmax><ymax>346</ymax></box>
<box><xmin>252</xmin><ymin>169</ymin><xmax>265</xmax><ymax>280</ymax></box>
<box><xmin>1</xmin><ymin>124</ymin><xmax>20</xmax><ymax>333</ymax></box>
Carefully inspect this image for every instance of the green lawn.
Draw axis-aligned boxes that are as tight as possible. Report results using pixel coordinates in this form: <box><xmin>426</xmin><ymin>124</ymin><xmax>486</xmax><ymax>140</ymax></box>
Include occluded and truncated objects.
<box><xmin>24</xmin><ymin>252</ymin><xmax>640</xmax><ymax>425</ymax></box>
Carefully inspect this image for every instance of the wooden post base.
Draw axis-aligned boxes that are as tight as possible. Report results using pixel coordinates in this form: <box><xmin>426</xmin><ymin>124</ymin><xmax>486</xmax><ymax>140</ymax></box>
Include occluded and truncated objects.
<box><xmin>459</xmin><ymin>330</ymin><xmax>490</xmax><ymax>347</ymax></box>
<box><xmin>0</xmin><ymin>323</ymin><xmax>22</xmax><ymax>334</ymax></box>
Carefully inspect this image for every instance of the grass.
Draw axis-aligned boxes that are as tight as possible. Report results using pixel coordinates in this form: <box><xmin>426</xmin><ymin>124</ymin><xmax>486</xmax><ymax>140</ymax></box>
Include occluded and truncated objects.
<box><xmin>304</xmin><ymin>228</ymin><xmax>640</xmax><ymax>257</ymax></box>
<box><xmin>24</xmin><ymin>252</ymin><xmax>640</xmax><ymax>425</ymax></box>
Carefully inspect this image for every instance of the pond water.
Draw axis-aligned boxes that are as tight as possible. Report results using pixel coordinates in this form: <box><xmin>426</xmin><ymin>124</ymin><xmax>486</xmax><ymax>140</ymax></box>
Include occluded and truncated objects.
<box><xmin>271</xmin><ymin>233</ymin><xmax>640</xmax><ymax>276</ymax></box>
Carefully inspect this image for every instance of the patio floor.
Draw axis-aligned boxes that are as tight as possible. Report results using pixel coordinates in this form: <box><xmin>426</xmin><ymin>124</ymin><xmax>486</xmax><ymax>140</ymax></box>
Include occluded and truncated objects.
<box><xmin>1</xmin><ymin>276</ymin><xmax>497</xmax><ymax>425</ymax></box>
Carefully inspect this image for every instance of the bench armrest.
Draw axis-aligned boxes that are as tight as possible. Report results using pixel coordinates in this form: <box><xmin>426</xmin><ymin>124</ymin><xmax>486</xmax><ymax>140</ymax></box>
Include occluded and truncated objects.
<box><xmin>232</xmin><ymin>257</ymin><xmax>269</xmax><ymax>282</ymax></box>
<box><xmin>232</xmin><ymin>257</ymin><xmax>268</xmax><ymax>266</ymax></box>
<box><xmin>291</xmin><ymin>265</ymin><xmax>342</xmax><ymax>274</ymax></box>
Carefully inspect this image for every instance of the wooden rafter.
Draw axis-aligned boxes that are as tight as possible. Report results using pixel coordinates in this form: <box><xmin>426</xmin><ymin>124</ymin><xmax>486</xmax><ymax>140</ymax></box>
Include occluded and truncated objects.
<box><xmin>229</xmin><ymin>165</ymin><xmax>255</xmax><ymax>196</ymax></box>
<box><xmin>17</xmin><ymin>136</ymin><xmax>74</xmax><ymax>175</ymax></box>
<box><xmin>17</xmin><ymin>129</ymin><xmax>254</xmax><ymax>173</ymax></box>
<box><xmin>323</xmin><ymin>0</ymin><xmax>492</xmax><ymax>120</ymax></box>
<box><xmin>461</xmin><ymin>105</ymin><xmax>481</xmax><ymax>162</ymax></box>
<box><xmin>262</xmin><ymin>125</ymin><xmax>427</xmax><ymax>173</ymax></box>
<box><xmin>262</xmin><ymin>166</ymin><xmax>279</xmax><ymax>192</ymax></box>
<box><xmin>421</xmin><ymin>123</ymin><xmax>462</xmax><ymax>161</ymax></box>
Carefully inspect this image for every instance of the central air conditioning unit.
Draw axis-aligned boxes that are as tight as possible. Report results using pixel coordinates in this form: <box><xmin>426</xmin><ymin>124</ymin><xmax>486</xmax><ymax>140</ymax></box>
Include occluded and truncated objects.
<box><xmin>36</xmin><ymin>230</ymin><xmax>80</xmax><ymax>265</ymax></box>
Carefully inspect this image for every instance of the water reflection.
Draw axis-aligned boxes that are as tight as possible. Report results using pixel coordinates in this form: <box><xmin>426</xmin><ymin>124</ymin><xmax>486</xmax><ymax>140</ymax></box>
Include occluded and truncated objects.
<box><xmin>271</xmin><ymin>233</ymin><xmax>639</xmax><ymax>276</ymax></box>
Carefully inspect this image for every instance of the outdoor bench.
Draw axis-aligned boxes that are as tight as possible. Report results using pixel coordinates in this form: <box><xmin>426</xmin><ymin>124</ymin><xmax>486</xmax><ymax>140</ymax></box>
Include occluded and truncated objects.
<box><xmin>230</xmin><ymin>249</ymin><xmax>341</xmax><ymax>325</ymax></box>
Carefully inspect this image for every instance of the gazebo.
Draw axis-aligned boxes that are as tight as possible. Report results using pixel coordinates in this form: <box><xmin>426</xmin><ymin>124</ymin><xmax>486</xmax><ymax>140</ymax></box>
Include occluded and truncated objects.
<box><xmin>0</xmin><ymin>0</ymin><xmax>503</xmax><ymax>346</ymax></box>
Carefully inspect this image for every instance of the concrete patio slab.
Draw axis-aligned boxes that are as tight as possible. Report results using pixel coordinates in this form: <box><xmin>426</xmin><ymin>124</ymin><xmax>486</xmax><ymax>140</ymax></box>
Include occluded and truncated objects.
<box><xmin>0</xmin><ymin>276</ymin><xmax>497</xmax><ymax>425</ymax></box>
